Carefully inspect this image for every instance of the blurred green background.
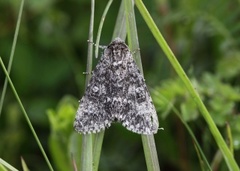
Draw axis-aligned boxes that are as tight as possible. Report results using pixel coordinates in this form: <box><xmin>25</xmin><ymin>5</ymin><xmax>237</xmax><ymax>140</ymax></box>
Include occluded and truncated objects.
<box><xmin>1</xmin><ymin>0</ymin><xmax>240</xmax><ymax>171</ymax></box>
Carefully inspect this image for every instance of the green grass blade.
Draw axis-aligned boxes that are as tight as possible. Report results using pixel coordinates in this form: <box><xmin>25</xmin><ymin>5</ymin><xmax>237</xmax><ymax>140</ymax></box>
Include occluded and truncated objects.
<box><xmin>0</xmin><ymin>158</ymin><xmax>18</xmax><ymax>171</ymax></box>
<box><xmin>174</xmin><ymin>107</ymin><xmax>212</xmax><ymax>170</ymax></box>
<box><xmin>0</xmin><ymin>164</ymin><xmax>8</xmax><ymax>171</ymax></box>
<box><xmin>124</xmin><ymin>0</ymin><xmax>142</xmax><ymax>70</ymax></box>
<box><xmin>125</xmin><ymin>1</ymin><xmax>160</xmax><ymax>171</ymax></box>
<box><xmin>134</xmin><ymin>0</ymin><xmax>239</xmax><ymax>170</ymax></box>
<box><xmin>21</xmin><ymin>157</ymin><xmax>30</xmax><ymax>171</ymax></box>
<box><xmin>226</xmin><ymin>123</ymin><xmax>234</xmax><ymax>155</ymax></box>
<box><xmin>95</xmin><ymin>0</ymin><xmax>113</xmax><ymax>58</ymax></box>
<box><xmin>80</xmin><ymin>0</ymin><xmax>95</xmax><ymax>171</ymax></box>
<box><xmin>0</xmin><ymin>0</ymin><xmax>24</xmax><ymax>117</ymax></box>
<box><xmin>153</xmin><ymin>89</ymin><xmax>212</xmax><ymax>170</ymax></box>
<box><xmin>92</xmin><ymin>132</ymin><xmax>104</xmax><ymax>171</ymax></box>
<box><xmin>112</xmin><ymin>0</ymin><xmax>127</xmax><ymax>39</ymax></box>
<box><xmin>141</xmin><ymin>135</ymin><xmax>160</xmax><ymax>171</ymax></box>
<box><xmin>193</xmin><ymin>142</ymin><xmax>208</xmax><ymax>171</ymax></box>
<box><xmin>84</xmin><ymin>0</ymin><xmax>95</xmax><ymax>88</ymax></box>
<box><xmin>80</xmin><ymin>134</ymin><xmax>92</xmax><ymax>171</ymax></box>
<box><xmin>0</xmin><ymin>58</ymin><xmax>54</xmax><ymax>171</ymax></box>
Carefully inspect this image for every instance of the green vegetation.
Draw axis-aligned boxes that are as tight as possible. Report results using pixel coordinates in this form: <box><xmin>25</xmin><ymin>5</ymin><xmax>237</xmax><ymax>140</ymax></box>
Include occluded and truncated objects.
<box><xmin>0</xmin><ymin>0</ymin><xmax>240</xmax><ymax>171</ymax></box>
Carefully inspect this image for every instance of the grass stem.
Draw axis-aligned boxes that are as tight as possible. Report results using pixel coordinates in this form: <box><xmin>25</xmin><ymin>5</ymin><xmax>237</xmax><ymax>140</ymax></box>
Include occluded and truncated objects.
<box><xmin>135</xmin><ymin>0</ymin><xmax>239</xmax><ymax>170</ymax></box>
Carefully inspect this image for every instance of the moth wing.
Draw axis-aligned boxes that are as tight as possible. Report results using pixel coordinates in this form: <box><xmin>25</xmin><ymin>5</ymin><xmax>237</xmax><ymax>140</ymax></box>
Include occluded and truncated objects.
<box><xmin>74</xmin><ymin>55</ymin><xmax>114</xmax><ymax>134</ymax></box>
<box><xmin>119</xmin><ymin>61</ymin><xmax>159</xmax><ymax>134</ymax></box>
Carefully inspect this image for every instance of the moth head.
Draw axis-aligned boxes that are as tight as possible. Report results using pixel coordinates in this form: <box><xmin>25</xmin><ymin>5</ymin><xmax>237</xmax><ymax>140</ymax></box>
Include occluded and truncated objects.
<box><xmin>105</xmin><ymin>38</ymin><xmax>129</xmax><ymax>62</ymax></box>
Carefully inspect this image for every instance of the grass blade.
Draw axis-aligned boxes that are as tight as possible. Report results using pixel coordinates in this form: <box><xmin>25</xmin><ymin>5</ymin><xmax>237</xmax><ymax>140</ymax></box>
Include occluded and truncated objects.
<box><xmin>134</xmin><ymin>0</ymin><xmax>239</xmax><ymax>170</ymax></box>
<box><xmin>92</xmin><ymin>131</ymin><xmax>104</xmax><ymax>171</ymax></box>
<box><xmin>112</xmin><ymin>1</ymin><xmax>127</xmax><ymax>39</ymax></box>
<box><xmin>80</xmin><ymin>134</ymin><xmax>92</xmax><ymax>171</ymax></box>
<box><xmin>0</xmin><ymin>158</ymin><xmax>18</xmax><ymax>171</ymax></box>
<box><xmin>21</xmin><ymin>157</ymin><xmax>30</xmax><ymax>171</ymax></box>
<box><xmin>141</xmin><ymin>135</ymin><xmax>160</xmax><ymax>171</ymax></box>
<box><xmin>92</xmin><ymin>1</ymin><xmax>128</xmax><ymax>171</ymax></box>
<box><xmin>80</xmin><ymin>0</ymin><xmax>95</xmax><ymax>170</ymax></box>
<box><xmin>95</xmin><ymin>0</ymin><xmax>113</xmax><ymax>58</ymax></box>
<box><xmin>125</xmin><ymin>0</ymin><xmax>160</xmax><ymax>170</ymax></box>
<box><xmin>0</xmin><ymin>58</ymin><xmax>54</xmax><ymax>171</ymax></box>
<box><xmin>0</xmin><ymin>0</ymin><xmax>24</xmax><ymax>117</ymax></box>
<box><xmin>92</xmin><ymin>1</ymin><xmax>129</xmax><ymax>170</ymax></box>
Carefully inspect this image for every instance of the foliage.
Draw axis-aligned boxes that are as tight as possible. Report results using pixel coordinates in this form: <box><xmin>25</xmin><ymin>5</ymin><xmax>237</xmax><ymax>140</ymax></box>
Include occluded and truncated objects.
<box><xmin>0</xmin><ymin>0</ymin><xmax>240</xmax><ymax>171</ymax></box>
<box><xmin>47</xmin><ymin>96</ymin><xmax>81</xmax><ymax>171</ymax></box>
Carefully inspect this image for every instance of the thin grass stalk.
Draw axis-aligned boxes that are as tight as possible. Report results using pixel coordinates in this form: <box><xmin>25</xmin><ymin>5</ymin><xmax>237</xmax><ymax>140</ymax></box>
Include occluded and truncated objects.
<box><xmin>21</xmin><ymin>157</ymin><xmax>30</xmax><ymax>171</ymax></box>
<box><xmin>176</xmin><ymin>112</ymin><xmax>212</xmax><ymax>170</ymax></box>
<box><xmin>152</xmin><ymin>87</ymin><xmax>212</xmax><ymax>170</ymax></box>
<box><xmin>0</xmin><ymin>58</ymin><xmax>54</xmax><ymax>171</ymax></box>
<box><xmin>134</xmin><ymin>0</ymin><xmax>239</xmax><ymax>170</ymax></box>
<box><xmin>95</xmin><ymin>0</ymin><xmax>113</xmax><ymax>58</ymax></box>
<box><xmin>80</xmin><ymin>0</ymin><xmax>95</xmax><ymax>170</ymax></box>
<box><xmin>92</xmin><ymin>131</ymin><xmax>104</xmax><ymax>171</ymax></box>
<box><xmin>124</xmin><ymin>1</ymin><xmax>160</xmax><ymax>171</ymax></box>
<box><xmin>85</xmin><ymin>0</ymin><xmax>95</xmax><ymax>87</ymax></box>
<box><xmin>93</xmin><ymin>1</ymin><xmax>127</xmax><ymax>170</ymax></box>
<box><xmin>0</xmin><ymin>0</ymin><xmax>24</xmax><ymax>117</ymax></box>
<box><xmin>226</xmin><ymin>123</ymin><xmax>234</xmax><ymax>155</ymax></box>
<box><xmin>193</xmin><ymin>142</ymin><xmax>207</xmax><ymax>171</ymax></box>
<box><xmin>170</xmin><ymin>102</ymin><xmax>212</xmax><ymax>170</ymax></box>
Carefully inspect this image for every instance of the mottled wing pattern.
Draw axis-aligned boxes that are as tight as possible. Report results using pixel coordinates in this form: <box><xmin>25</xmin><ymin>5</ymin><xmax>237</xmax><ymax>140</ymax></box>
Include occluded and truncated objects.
<box><xmin>74</xmin><ymin>51</ymin><xmax>114</xmax><ymax>134</ymax></box>
<box><xmin>122</xmin><ymin>60</ymin><xmax>159</xmax><ymax>134</ymax></box>
<box><xmin>74</xmin><ymin>37</ymin><xmax>159</xmax><ymax>134</ymax></box>
<box><xmin>109</xmin><ymin>40</ymin><xmax>158</xmax><ymax>134</ymax></box>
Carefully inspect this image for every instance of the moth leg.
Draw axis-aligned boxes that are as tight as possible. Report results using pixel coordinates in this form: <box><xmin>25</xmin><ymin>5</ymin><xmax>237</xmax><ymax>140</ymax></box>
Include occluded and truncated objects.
<box><xmin>82</xmin><ymin>71</ymin><xmax>94</xmax><ymax>75</ymax></box>
<box><xmin>131</xmin><ymin>48</ymin><xmax>141</xmax><ymax>55</ymax></box>
<box><xmin>87</xmin><ymin>40</ymin><xmax>107</xmax><ymax>50</ymax></box>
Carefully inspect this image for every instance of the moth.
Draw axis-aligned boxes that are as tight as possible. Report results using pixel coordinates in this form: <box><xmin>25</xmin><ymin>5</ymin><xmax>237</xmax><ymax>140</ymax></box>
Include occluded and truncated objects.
<box><xmin>74</xmin><ymin>37</ymin><xmax>159</xmax><ymax>134</ymax></box>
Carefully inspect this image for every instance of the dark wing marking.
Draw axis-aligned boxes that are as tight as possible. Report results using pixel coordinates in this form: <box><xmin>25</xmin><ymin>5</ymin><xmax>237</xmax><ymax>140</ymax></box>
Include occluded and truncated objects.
<box><xmin>74</xmin><ymin>53</ymin><xmax>114</xmax><ymax>134</ymax></box>
<box><xmin>118</xmin><ymin>57</ymin><xmax>159</xmax><ymax>134</ymax></box>
<box><xmin>74</xmin><ymin>37</ymin><xmax>159</xmax><ymax>134</ymax></box>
